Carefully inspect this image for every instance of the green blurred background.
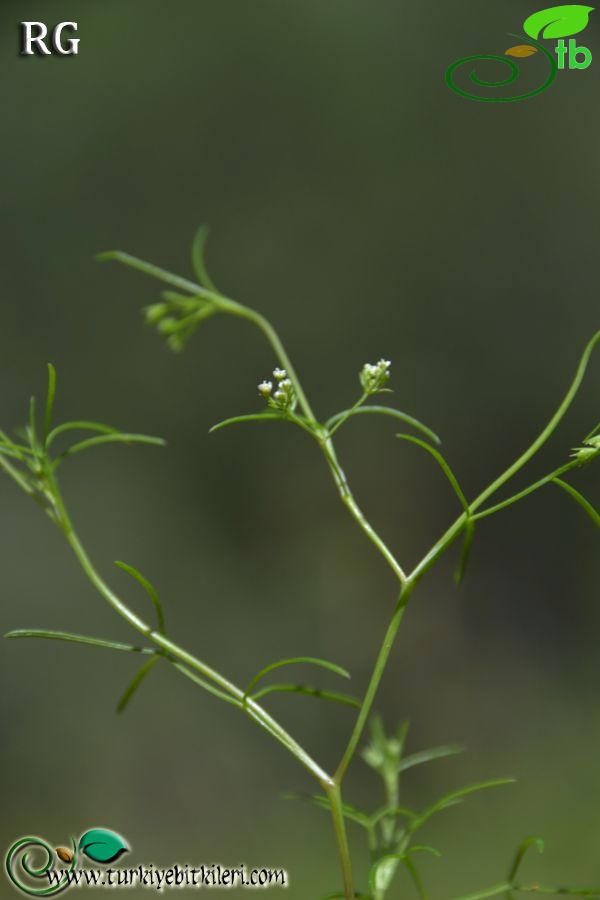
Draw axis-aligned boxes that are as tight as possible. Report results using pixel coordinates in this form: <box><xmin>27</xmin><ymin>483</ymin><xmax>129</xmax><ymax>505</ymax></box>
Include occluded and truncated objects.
<box><xmin>0</xmin><ymin>0</ymin><xmax>598</xmax><ymax>895</ymax></box>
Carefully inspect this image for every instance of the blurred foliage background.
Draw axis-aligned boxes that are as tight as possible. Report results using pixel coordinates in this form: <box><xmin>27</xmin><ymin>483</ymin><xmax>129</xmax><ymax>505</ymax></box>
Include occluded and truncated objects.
<box><xmin>0</xmin><ymin>0</ymin><xmax>598</xmax><ymax>895</ymax></box>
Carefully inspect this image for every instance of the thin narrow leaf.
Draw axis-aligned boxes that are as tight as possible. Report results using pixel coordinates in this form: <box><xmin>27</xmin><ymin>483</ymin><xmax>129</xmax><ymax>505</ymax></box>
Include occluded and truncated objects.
<box><xmin>412</xmin><ymin>778</ymin><xmax>515</xmax><ymax>830</ymax></box>
<box><xmin>404</xmin><ymin>855</ymin><xmax>428</xmax><ymax>900</ymax></box>
<box><xmin>283</xmin><ymin>793</ymin><xmax>372</xmax><ymax>830</ymax></box>
<box><xmin>56</xmin><ymin>432</ymin><xmax>165</xmax><ymax>462</ymax></box>
<box><xmin>325</xmin><ymin>406</ymin><xmax>441</xmax><ymax>445</ymax></box>
<box><xmin>455</xmin><ymin>518</ymin><xmax>475</xmax><ymax>584</ymax></box>
<box><xmin>44</xmin><ymin>364</ymin><xmax>57</xmax><ymax>445</ymax></box>
<box><xmin>117</xmin><ymin>655</ymin><xmax>160</xmax><ymax>713</ymax></box>
<box><xmin>398</xmin><ymin>432</ymin><xmax>477</xmax><ymax>580</ymax></box>
<box><xmin>28</xmin><ymin>396</ymin><xmax>38</xmax><ymax>452</ymax></box>
<box><xmin>370</xmin><ymin>845</ymin><xmax>441</xmax><ymax>881</ymax></box>
<box><xmin>0</xmin><ymin>429</ymin><xmax>34</xmax><ymax>456</ymax></box>
<box><xmin>47</xmin><ymin>420</ymin><xmax>120</xmax><ymax>446</ymax></box>
<box><xmin>250</xmin><ymin>682</ymin><xmax>360</xmax><ymax>708</ymax></box>
<box><xmin>584</xmin><ymin>420</ymin><xmax>600</xmax><ymax>442</ymax></box>
<box><xmin>451</xmin><ymin>884</ymin><xmax>513</xmax><ymax>900</ymax></box>
<box><xmin>406</xmin><ymin>845</ymin><xmax>441</xmax><ymax>858</ymax></box>
<box><xmin>0</xmin><ymin>444</ymin><xmax>32</xmax><ymax>463</ymax></box>
<box><xmin>370</xmin><ymin>804</ymin><xmax>417</xmax><ymax>826</ymax></box>
<box><xmin>192</xmin><ymin>226</ymin><xmax>217</xmax><ymax>291</ymax></box>
<box><xmin>97</xmin><ymin>250</ymin><xmax>210</xmax><ymax>298</ymax></box>
<box><xmin>244</xmin><ymin>656</ymin><xmax>350</xmax><ymax>703</ymax></box>
<box><xmin>115</xmin><ymin>561</ymin><xmax>166</xmax><ymax>635</ymax></box>
<box><xmin>399</xmin><ymin>744</ymin><xmax>465</xmax><ymax>773</ymax></box>
<box><xmin>210</xmin><ymin>412</ymin><xmax>287</xmax><ymax>434</ymax></box>
<box><xmin>397</xmin><ymin>434</ymin><xmax>469</xmax><ymax>511</ymax></box>
<box><xmin>507</xmin><ymin>836</ymin><xmax>544</xmax><ymax>882</ymax></box>
<box><xmin>552</xmin><ymin>478</ymin><xmax>600</xmax><ymax>528</ymax></box>
<box><xmin>172</xmin><ymin>662</ymin><xmax>243</xmax><ymax>709</ymax></box>
<box><xmin>4</xmin><ymin>629</ymin><xmax>154</xmax><ymax>654</ymax></box>
<box><xmin>0</xmin><ymin>455</ymin><xmax>37</xmax><ymax>497</ymax></box>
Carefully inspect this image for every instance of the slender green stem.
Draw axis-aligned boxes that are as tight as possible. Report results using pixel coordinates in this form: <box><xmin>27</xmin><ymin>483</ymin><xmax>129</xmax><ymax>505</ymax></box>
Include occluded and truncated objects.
<box><xmin>43</xmin><ymin>467</ymin><xmax>333</xmax><ymax>787</ymax></box>
<box><xmin>335</xmin><ymin>584</ymin><xmax>414</xmax><ymax>784</ymax></box>
<box><xmin>327</xmin><ymin>783</ymin><xmax>355</xmax><ymax>900</ymax></box>
<box><xmin>472</xmin><ymin>331</ymin><xmax>599</xmax><ymax>513</ymax></box>
<box><xmin>96</xmin><ymin>254</ymin><xmax>600</xmax><ymax>900</ymax></box>
<box><xmin>328</xmin><ymin>392</ymin><xmax>369</xmax><ymax>437</ymax></box>
<box><xmin>223</xmin><ymin>295</ymin><xmax>408</xmax><ymax>584</ymax></box>
<box><xmin>220</xmin><ymin>301</ymin><xmax>317</xmax><ymax>422</ymax></box>
<box><xmin>320</xmin><ymin>436</ymin><xmax>407</xmax><ymax>584</ymax></box>
<box><xmin>409</xmin><ymin>332</ymin><xmax>600</xmax><ymax>585</ymax></box>
<box><xmin>472</xmin><ymin>461</ymin><xmax>579</xmax><ymax>521</ymax></box>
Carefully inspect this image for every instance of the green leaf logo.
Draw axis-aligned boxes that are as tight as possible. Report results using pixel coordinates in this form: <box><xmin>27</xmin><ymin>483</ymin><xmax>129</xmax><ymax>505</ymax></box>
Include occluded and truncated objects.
<box><xmin>524</xmin><ymin>5</ymin><xmax>594</xmax><ymax>39</ymax></box>
<box><xmin>78</xmin><ymin>828</ymin><xmax>129</xmax><ymax>864</ymax></box>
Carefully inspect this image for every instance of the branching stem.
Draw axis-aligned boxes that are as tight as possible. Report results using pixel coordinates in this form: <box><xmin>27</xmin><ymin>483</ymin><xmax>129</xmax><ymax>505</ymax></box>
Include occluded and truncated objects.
<box><xmin>6</xmin><ymin>250</ymin><xmax>595</xmax><ymax>900</ymax></box>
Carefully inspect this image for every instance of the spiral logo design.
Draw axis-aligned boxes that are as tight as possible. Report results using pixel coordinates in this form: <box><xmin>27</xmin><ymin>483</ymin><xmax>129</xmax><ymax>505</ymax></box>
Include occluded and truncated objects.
<box><xmin>446</xmin><ymin>34</ymin><xmax>557</xmax><ymax>101</ymax></box>
<box><xmin>5</xmin><ymin>837</ymin><xmax>77</xmax><ymax>896</ymax></box>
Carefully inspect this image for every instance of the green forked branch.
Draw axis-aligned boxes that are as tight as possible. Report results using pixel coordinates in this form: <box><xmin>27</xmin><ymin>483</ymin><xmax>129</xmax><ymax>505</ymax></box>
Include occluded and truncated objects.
<box><xmin>1</xmin><ymin>228</ymin><xmax>598</xmax><ymax>900</ymax></box>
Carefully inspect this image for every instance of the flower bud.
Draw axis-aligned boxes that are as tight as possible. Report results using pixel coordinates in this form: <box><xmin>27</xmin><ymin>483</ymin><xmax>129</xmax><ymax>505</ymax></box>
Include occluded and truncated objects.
<box><xmin>157</xmin><ymin>317</ymin><xmax>179</xmax><ymax>335</ymax></box>
<box><xmin>360</xmin><ymin>359</ymin><xmax>391</xmax><ymax>394</ymax></box>
<box><xmin>144</xmin><ymin>303</ymin><xmax>168</xmax><ymax>325</ymax></box>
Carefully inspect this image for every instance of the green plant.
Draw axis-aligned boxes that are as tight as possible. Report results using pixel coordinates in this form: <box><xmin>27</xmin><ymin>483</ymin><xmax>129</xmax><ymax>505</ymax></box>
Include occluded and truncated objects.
<box><xmin>2</xmin><ymin>228</ymin><xmax>598</xmax><ymax>898</ymax></box>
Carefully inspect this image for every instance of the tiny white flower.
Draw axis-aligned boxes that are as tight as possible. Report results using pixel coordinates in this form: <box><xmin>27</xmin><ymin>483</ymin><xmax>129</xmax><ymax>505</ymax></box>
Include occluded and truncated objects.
<box><xmin>360</xmin><ymin>358</ymin><xmax>392</xmax><ymax>394</ymax></box>
<box><xmin>258</xmin><ymin>380</ymin><xmax>273</xmax><ymax>397</ymax></box>
<box><xmin>273</xmin><ymin>367</ymin><xmax>287</xmax><ymax>381</ymax></box>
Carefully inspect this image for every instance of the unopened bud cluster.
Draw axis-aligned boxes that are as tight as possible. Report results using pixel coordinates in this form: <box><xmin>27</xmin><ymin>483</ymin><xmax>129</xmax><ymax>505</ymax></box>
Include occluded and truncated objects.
<box><xmin>360</xmin><ymin>359</ymin><xmax>391</xmax><ymax>395</ymax></box>
<box><xmin>144</xmin><ymin>292</ymin><xmax>216</xmax><ymax>352</ymax></box>
<box><xmin>258</xmin><ymin>368</ymin><xmax>297</xmax><ymax>413</ymax></box>
<box><xmin>571</xmin><ymin>433</ymin><xmax>600</xmax><ymax>464</ymax></box>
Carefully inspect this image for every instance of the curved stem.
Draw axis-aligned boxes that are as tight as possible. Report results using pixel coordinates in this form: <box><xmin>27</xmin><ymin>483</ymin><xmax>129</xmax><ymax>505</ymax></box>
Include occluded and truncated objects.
<box><xmin>320</xmin><ymin>436</ymin><xmax>407</xmax><ymax>585</ymax></box>
<box><xmin>221</xmin><ymin>295</ymin><xmax>408</xmax><ymax>584</ymax></box>
<box><xmin>47</xmin><ymin>470</ymin><xmax>332</xmax><ymax>787</ymax></box>
<box><xmin>335</xmin><ymin>582</ymin><xmax>414</xmax><ymax>784</ymax></box>
<box><xmin>220</xmin><ymin>300</ymin><xmax>316</xmax><ymax>422</ymax></box>
<box><xmin>471</xmin><ymin>331</ymin><xmax>599</xmax><ymax>512</ymax></box>
<box><xmin>409</xmin><ymin>331</ymin><xmax>600</xmax><ymax>585</ymax></box>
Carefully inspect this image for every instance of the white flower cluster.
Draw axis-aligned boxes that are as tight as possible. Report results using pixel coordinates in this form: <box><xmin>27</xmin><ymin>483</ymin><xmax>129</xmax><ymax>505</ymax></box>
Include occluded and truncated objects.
<box><xmin>571</xmin><ymin>433</ymin><xmax>600</xmax><ymax>464</ymax></box>
<box><xmin>258</xmin><ymin>367</ymin><xmax>296</xmax><ymax>412</ymax></box>
<box><xmin>360</xmin><ymin>358</ymin><xmax>391</xmax><ymax>394</ymax></box>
